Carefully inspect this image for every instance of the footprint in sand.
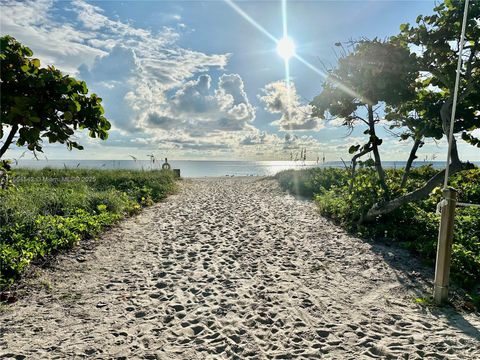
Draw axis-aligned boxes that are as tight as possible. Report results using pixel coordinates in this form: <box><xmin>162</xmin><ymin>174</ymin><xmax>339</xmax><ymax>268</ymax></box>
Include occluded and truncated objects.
<box><xmin>1</xmin><ymin>178</ymin><xmax>479</xmax><ymax>359</ymax></box>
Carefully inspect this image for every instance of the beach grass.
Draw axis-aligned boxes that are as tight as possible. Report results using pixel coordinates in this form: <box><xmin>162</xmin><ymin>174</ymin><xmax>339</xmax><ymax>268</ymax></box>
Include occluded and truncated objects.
<box><xmin>0</xmin><ymin>168</ymin><xmax>177</xmax><ymax>289</ymax></box>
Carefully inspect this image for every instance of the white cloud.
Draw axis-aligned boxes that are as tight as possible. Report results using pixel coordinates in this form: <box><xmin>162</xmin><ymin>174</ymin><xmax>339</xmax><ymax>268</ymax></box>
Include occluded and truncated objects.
<box><xmin>1</xmin><ymin>0</ymin><xmax>231</xmax><ymax>134</ymax></box>
<box><xmin>0</xmin><ymin>0</ymin><xmax>106</xmax><ymax>73</ymax></box>
<box><xmin>72</xmin><ymin>0</ymin><xmax>163</xmax><ymax>42</ymax></box>
<box><xmin>143</xmin><ymin>73</ymin><xmax>255</xmax><ymax>136</ymax></box>
<box><xmin>240</xmin><ymin>131</ymin><xmax>268</xmax><ymax>146</ymax></box>
<box><xmin>282</xmin><ymin>133</ymin><xmax>321</xmax><ymax>150</ymax></box>
<box><xmin>0</xmin><ymin>0</ymin><xmax>327</xmax><ymax>160</ymax></box>
<box><xmin>470</xmin><ymin>128</ymin><xmax>480</xmax><ymax>138</ymax></box>
<box><xmin>118</xmin><ymin>127</ymin><xmax>325</xmax><ymax>160</ymax></box>
<box><xmin>328</xmin><ymin>117</ymin><xmax>347</xmax><ymax>127</ymax></box>
<box><xmin>259</xmin><ymin>80</ymin><xmax>323</xmax><ymax>131</ymax></box>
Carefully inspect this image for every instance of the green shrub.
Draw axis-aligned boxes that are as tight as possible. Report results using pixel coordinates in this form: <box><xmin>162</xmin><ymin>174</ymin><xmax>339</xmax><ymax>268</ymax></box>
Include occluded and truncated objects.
<box><xmin>0</xmin><ymin>168</ymin><xmax>176</xmax><ymax>289</ymax></box>
<box><xmin>277</xmin><ymin>166</ymin><xmax>480</xmax><ymax>289</ymax></box>
<box><xmin>452</xmin><ymin>207</ymin><xmax>480</xmax><ymax>288</ymax></box>
<box><xmin>276</xmin><ymin>167</ymin><xmax>349</xmax><ymax>198</ymax></box>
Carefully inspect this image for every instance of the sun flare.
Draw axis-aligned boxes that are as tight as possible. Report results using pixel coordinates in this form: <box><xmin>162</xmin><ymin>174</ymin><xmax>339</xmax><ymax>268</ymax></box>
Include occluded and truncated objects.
<box><xmin>276</xmin><ymin>36</ymin><xmax>295</xmax><ymax>61</ymax></box>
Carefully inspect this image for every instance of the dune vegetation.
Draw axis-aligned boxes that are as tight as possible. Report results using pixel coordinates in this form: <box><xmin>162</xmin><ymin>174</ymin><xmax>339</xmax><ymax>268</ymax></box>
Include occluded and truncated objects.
<box><xmin>0</xmin><ymin>35</ymin><xmax>176</xmax><ymax>290</ymax></box>
<box><xmin>272</xmin><ymin>0</ymin><xmax>480</xmax><ymax>302</ymax></box>
<box><xmin>276</xmin><ymin>166</ymin><xmax>480</xmax><ymax>292</ymax></box>
<box><xmin>0</xmin><ymin>168</ymin><xmax>176</xmax><ymax>289</ymax></box>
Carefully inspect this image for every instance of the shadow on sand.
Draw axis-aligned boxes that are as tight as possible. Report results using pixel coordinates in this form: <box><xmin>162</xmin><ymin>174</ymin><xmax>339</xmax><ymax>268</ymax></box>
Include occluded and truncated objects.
<box><xmin>367</xmin><ymin>238</ymin><xmax>480</xmax><ymax>341</ymax></box>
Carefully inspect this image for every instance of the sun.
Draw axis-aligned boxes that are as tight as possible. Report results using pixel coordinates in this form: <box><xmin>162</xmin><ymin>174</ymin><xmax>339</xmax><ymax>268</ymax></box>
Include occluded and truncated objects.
<box><xmin>276</xmin><ymin>36</ymin><xmax>295</xmax><ymax>61</ymax></box>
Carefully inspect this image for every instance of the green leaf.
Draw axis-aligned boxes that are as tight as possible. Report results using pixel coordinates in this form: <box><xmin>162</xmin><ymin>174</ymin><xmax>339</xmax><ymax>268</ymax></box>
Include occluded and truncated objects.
<box><xmin>24</xmin><ymin>46</ymin><xmax>33</xmax><ymax>57</ymax></box>
<box><xmin>80</xmin><ymin>81</ymin><xmax>88</xmax><ymax>94</ymax></box>
<box><xmin>399</xmin><ymin>23</ymin><xmax>409</xmax><ymax>32</ymax></box>
<box><xmin>73</xmin><ymin>100</ymin><xmax>81</xmax><ymax>112</ymax></box>
<box><xmin>348</xmin><ymin>145</ymin><xmax>360</xmax><ymax>154</ymax></box>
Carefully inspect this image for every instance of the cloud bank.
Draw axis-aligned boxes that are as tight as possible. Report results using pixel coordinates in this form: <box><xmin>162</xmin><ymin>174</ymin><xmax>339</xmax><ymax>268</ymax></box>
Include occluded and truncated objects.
<box><xmin>1</xmin><ymin>0</ymin><xmax>326</xmax><ymax>159</ymax></box>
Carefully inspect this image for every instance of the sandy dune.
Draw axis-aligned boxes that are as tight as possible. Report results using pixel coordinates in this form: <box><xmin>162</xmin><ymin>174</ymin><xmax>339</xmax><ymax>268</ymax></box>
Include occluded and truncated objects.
<box><xmin>1</xmin><ymin>177</ymin><xmax>479</xmax><ymax>359</ymax></box>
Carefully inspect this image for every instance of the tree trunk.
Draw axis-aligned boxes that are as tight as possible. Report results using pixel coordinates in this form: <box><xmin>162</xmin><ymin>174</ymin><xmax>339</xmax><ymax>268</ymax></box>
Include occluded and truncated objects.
<box><xmin>0</xmin><ymin>124</ymin><xmax>19</xmax><ymax>159</ymax></box>
<box><xmin>361</xmin><ymin>154</ymin><xmax>471</xmax><ymax>223</ymax></box>
<box><xmin>440</xmin><ymin>98</ymin><xmax>453</xmax><ymax>137</ymax></box>
<box><xmin>361</xmin><ymin>95</ymin><xmax>469</xmax><ymax>223</ymax></box>
<box><xmin>400</xmin><ymin>137</ymin><xmax>423</xmax><ymax>188</ymax></box>
<box><xmin>367</xmin><ymin>104</ymin><xmax>389</xmax><ymax>197</ymax></box>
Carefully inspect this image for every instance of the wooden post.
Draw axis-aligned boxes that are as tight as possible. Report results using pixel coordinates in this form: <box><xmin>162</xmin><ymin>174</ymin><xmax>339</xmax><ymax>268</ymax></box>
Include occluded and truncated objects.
<box><xmin>173</xmin><ymin>169</ymin><xmax>181</xmax><ymax>178</ymax></box>
<box><xmin>433</xmin><ymin>188</ymin><xmax>458</xmax><ymax>305</ymax></box>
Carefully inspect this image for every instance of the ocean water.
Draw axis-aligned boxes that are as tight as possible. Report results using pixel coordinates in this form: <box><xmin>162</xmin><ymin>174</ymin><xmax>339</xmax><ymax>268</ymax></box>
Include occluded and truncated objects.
<box><xmin>11</xmin><ymin>159</ymin><xmax>470</xmax><ymax>178</ymax></box>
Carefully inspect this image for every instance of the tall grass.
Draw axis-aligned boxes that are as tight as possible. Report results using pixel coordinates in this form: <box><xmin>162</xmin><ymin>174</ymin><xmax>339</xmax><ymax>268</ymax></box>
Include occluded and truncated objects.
<box><xmin>0</xmin><ymin>168</ymin><xmax>176</xmax><ymax>289</ymax></box>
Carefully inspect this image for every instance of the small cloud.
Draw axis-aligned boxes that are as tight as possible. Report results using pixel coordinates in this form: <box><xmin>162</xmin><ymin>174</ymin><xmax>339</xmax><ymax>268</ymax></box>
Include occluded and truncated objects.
<box><xmin>259</xmin><ymin>80</ymin><xmax>323</xmax><ymax>131</ymax></box>
<box><xmin>328</xmin><ymin>117</ymin><xmax>347</xmax><ymax>127</ymax></box>
<box><xmin>240</xmin><ymin>132</ymin><xmax>267</xmax><ymax>146</ymax></box>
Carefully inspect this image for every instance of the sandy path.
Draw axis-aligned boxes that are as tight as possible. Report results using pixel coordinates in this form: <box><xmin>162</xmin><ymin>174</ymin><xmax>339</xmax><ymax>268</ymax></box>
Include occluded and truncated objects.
<box><xmin>1</xmin><ymin>177</ymin><xmax>479</xmax><ymax>359</ymax></box>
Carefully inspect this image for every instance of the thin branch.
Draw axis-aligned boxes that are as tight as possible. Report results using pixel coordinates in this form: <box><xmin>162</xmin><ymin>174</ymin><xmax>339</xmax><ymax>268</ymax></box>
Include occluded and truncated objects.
<box><xmin>400</xmin><ymin>137</ymin><xmax>423</xmax><ymax>188</ymax></box>
<box><xmin>0</xmin><ymin>124</ymin><xmax>19</xmax><ymax>159</ymax></box>
<box><xmin>351</xmin><ymin>115</ymin><xmax>369</xmax><ymax>126</ymax></box>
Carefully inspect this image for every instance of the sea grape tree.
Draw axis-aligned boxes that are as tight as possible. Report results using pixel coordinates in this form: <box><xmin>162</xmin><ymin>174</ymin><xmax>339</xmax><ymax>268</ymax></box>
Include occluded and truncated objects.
<box><xmin>311</xmin><ymin>39</ymin><xmax>418</xmax><ymax>197</ymax></box>
<box><xmin>311</xmin><ymin>0</ymin><xmax>479</xmax><ymax>223</ymax></box>
<box><xmin>0</xmin><ymin>35</ymin><xmax>111</xmax><ymax>159</ymax></box>
<box><xmin>384</xmin><ymin>90</ymin><xmax>445</xmax><ymax>188</ymax></box>
<box><xmin>363</xmin><ymin>0</ymin><xmax>479</xmax><ymax>222</ymax></box>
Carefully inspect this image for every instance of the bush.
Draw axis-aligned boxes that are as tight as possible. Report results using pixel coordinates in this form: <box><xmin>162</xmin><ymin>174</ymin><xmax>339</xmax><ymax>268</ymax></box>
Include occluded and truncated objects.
<box><xmin>0</xmin><ymin>168</ymin><xmax>176</xmax><ymax>289</ymax></box>
<box><xmin>276</xmin><ymin>167</ymin><xmax>349</xmax><ymax>198</ymax></box>
<box><xmin>277</xmin><ymin>166</ymin><xmax>480</xmax><ymax>289</ymax></box>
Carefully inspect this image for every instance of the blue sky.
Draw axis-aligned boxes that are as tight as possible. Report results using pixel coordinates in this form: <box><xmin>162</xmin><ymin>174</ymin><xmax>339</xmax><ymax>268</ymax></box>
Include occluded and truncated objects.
<box><xmin>1</xmin><ymin>0</ymin><xmax>479</xmax><ymax>162</ymax></box>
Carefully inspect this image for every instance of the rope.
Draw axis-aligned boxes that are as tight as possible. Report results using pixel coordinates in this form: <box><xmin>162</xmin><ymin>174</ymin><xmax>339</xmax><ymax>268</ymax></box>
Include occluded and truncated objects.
<box><xmin>436</xmin><ymin>199</ymin><xmax>448</xmax><ymax>215</ymax></box>
<box><xmin>436</xmin><ymin>200</ymin><xmax>480</xmax><ymax>214</ymax></box>
<box><xmin>443</xmin><ymin>0</ymin><xmax>470</xmax><ymax>190</ymax></box>
<box><xmin>457</xmin><ymin>202</ymin><xmax>480</xmax><ymax>208</ymax></box>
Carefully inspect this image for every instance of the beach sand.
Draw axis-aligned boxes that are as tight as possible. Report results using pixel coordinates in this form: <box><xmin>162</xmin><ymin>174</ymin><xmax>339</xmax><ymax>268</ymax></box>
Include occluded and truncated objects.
<box><xmin>1</xmin><ymin>177</ymin><xmax>479</xmax><ymax>359</ymax></box>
